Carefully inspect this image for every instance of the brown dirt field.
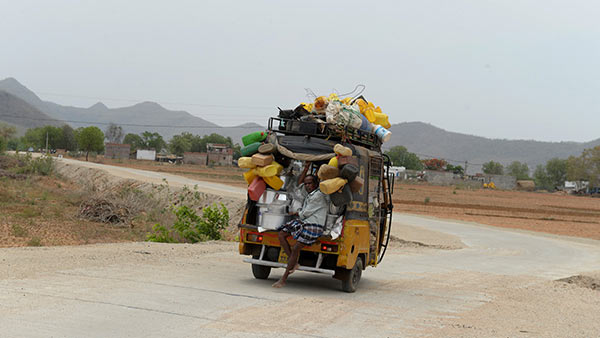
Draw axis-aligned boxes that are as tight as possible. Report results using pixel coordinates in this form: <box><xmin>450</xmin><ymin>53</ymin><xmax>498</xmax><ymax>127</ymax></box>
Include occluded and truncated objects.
<box><xmin>67</xmin><ymin>156</ymin><xmax>600</xmax><ymax>240</ymax></box>
<box><xmin>392</xmin><ymin>183</ymin><xmax>600</xmax><ymax>240</ymax></box>
<box><xmin>91</xmin><ymin>157</ymin><xmax>248</xmax><ymax>188</ymax></box>
<box><xmin>0</xmin><ymin>175</ymin><xmax>147</xmax><ymax>248</ymax></box>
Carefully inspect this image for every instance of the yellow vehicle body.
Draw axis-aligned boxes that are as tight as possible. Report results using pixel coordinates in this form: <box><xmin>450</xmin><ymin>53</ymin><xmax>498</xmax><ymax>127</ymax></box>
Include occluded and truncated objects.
<box><xmin>238</xmin><ymin>117</ymin><xmax>393</xmax><ymax>292</ymax></box>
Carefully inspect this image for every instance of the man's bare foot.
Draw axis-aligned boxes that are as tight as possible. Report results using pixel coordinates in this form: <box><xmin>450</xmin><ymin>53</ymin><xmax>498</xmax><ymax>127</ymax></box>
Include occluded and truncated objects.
<box><xmin>272</xmin><ymin>280</ymin><xmax>286</xmax><ymax>288</ymax></box>
<box><xmin>289</xmin><ymin>264</ymin><xmax>300</xmax><ymax>274</ymax></box>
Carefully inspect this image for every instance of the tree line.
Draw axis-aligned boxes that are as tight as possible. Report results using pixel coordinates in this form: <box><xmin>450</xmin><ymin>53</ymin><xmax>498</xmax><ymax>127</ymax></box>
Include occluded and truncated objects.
<box><xmin>384</xmin><ymin>145</ymin><xmax>600</xmax><ymax>190</ymax></box>
<box><xmin>0</xmin><ymin>122</ymin><xmax>242</xmax><ymax>161</ymax></box>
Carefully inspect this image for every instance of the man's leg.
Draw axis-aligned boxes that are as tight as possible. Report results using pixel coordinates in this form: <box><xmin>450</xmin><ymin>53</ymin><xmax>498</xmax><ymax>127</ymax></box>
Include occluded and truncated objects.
<box><xmin>278</xmin><ymin>230</ymin><xmax>292</xmax><ymax>257</ymax></box>
<box><xmin>272</xmin><ymin>241</ymin><xmax>304</xmax><ymax>288</ymax></box>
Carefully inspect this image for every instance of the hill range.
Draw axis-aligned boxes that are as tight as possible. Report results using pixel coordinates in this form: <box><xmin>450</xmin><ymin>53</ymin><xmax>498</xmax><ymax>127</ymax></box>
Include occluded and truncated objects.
<box><xmin>1</xmin><ymin>77</ymin><xmax>598</xmax><ymax>173</ymax></box>
<box><xmin>0</xmin><ymin>77</ymin><xmax>263</xmax><ymax>145</ymax></box>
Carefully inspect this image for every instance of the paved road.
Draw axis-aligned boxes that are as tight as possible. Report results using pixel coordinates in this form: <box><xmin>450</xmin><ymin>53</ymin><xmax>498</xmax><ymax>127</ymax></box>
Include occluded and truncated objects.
<box><xmin>1</xmin><ymin>158</ymin><xmax>599</xmax><ymax>337</ymax></box>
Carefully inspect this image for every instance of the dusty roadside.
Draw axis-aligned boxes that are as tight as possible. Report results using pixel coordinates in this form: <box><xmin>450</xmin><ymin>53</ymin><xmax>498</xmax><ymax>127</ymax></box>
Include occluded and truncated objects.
<box><xmin>84</xmin><ymin>156</ymin><xmax>600</xmax><ymax>241</ymax></box>
<box><xmin>2</xmin><ymin>156</ymin><xmax>599</xmax><ymax>337</ymax></box>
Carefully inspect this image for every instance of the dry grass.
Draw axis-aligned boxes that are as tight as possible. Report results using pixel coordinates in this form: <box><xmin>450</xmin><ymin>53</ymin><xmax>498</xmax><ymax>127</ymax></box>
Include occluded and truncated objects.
<box><xmin>392</xmin><ymin>183</ymin><xmax>600</xmax><ymax>240</ymax></box>
<box><xmin>61</xmin><ymin>156</ymin><xmax>600</xmax><ymax>241</ymax></box>
<box><xmin>0</xmin><ymin>175</ymin><xmax>150</xmax><ymax>248</ymax></box>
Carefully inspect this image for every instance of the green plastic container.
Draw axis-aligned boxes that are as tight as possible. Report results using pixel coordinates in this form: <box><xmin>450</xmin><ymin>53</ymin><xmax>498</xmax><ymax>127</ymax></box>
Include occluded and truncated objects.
<box><xmin>242</xmin><ymin>131</ymin><xmax>267</xmax><ymax>147</ymax></box>
<box><xmin>241</xmin><ymin>142</ymin><xmax>261</xmax><ymax>157</ymax></box>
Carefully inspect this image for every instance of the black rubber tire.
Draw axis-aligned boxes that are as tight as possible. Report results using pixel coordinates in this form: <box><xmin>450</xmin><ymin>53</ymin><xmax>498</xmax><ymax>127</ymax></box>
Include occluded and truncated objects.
<box><xmin>251</xmin><ymin>263</ymin><xmax>271</xmax><ymax>279</ymax></box>
<box><xmin>251</xmin><ymin>252</ymin><xmax>271</xmax><ymax>280</ymax></box>
<box><xmin>341</xmin><ymin>257</ymin><xmax>363</xmax><ymax>293</ymax></box>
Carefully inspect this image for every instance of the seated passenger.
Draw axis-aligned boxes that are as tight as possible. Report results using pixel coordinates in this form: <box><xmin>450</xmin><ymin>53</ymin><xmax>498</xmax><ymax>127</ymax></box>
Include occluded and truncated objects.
<box><xmin>272</xmin><ymin>161</ymin><xmax>328</xmax><ymax>288</ymax></box>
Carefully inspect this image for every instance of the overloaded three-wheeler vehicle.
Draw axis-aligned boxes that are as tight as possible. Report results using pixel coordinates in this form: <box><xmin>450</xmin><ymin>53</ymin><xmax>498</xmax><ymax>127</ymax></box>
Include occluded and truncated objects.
<box><xmin>238</xmin><ymin>99</ymin><xmax>394</xmax><ymax>292</ymax></box>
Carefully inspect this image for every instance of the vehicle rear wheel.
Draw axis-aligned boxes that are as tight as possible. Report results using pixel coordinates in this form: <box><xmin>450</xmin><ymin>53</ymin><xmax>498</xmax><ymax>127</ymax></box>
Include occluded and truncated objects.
<box><xmin>341</xmin><ymin>257</ymin><xmax>363</xmax><ymax>293</ymax></box>
<box><xmin>251</xmin><ymin>254</ymin><xmax>271</xmax><ymax>279</ymax></box>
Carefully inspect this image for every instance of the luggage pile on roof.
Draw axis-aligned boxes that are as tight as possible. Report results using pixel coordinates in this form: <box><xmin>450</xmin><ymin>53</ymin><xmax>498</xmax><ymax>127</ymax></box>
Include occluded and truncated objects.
<box><xmin>278</xmin><ymin>93</ymin><xmax>392</xmax><ymax>144</ymax></box>
<box><xmin>300</xmin><ymin>93</ymin><xmax>392</xmax><ymax>143</ymax></box>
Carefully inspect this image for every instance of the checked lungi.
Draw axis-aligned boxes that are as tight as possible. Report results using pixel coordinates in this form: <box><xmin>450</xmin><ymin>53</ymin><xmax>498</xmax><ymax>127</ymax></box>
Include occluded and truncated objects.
<box><xmin>278</xmin><ymin>219</ymin><xmax>324</xmax><ymax>245</ymax></box>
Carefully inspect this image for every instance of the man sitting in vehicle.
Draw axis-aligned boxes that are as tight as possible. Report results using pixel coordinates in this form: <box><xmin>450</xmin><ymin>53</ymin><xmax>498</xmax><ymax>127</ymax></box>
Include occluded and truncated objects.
<box><xmin>272</xmin><ymin>161</ymin><xmax>328</xmax><ymax>288</ymax></box>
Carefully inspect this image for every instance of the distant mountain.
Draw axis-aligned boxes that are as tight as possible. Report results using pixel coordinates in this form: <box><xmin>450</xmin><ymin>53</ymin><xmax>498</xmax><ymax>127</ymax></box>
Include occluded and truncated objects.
<box><xmin>0</xmin><ymin>78</ymin><xmax>265</xmax><ymax>142</ymax></box>
<box><xmin>387</xmin><ymin>122</ymin><xmax>600</xmax><ymax>173</ymax></box>
<box><xmin>0</xmin><ymin>90</ymin><xmax>62</xmax><ymax>130</ymax></box>
<box><xmin>2</xmin><ymin>77</ymin><xmax>598</xmax><ymax>172</ymax></box>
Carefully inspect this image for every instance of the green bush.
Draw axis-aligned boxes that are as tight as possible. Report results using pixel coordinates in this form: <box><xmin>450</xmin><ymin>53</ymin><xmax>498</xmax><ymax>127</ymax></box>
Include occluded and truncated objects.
<box><xmin>146</xmin><ymin>224</ymin><xmax>176</xmax><ymax>243</ymax></box>
<box><xmin>147</xmin><ymin>203</ymin><xmax>229</xmax><ymax>243</ymax></box>
<box><xmin>16</xmin><ymin>155</ymin><xmax>54</xmax><ymax>176</ymax></box>
<box><xmin>0</xmin><ymin>137</ymin><xmax>6</xmax><ymax>154</ymax></box>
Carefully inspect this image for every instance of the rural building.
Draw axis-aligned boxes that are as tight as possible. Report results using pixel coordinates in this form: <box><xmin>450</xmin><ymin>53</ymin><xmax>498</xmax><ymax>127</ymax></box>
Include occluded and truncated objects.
<box><xmin>136</xmin><ymin>149</ymin><xmax>156</xmax><ymax>161</ymax></box>
<box><xmin>183</xmin><ymin>152</ymin><xmax>207</xmax><ymax>165</ymax></box>
<box><xmin>207</xmin><ymin>143</ymin><xmax>233</xmax><ymax>166</ymax></box>
<box><xmin>424</xmin><ymin>170</ymin><xmax>458</xmax><ymax>185</ymax></box>
<box><xmin>516</xmin><ymin>180</ymin><xmax>535</xmax><ymax>191</ymax></box>
<box><xmin>105</xmin><ymin>143</ymin><xmax>131</xmax><ymax>160</ymax></box>
<box><xmin>485</xmin><ymin>174</ymin><xmax>517</xmax><ymax>190</ymax></box>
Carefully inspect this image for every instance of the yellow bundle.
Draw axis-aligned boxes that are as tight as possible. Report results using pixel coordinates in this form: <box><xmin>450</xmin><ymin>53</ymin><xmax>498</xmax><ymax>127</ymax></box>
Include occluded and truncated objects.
<box><xmin>243</xmin><ymin>169</ymin><xmax>258</xmax><ymax>185</ymax></box>
<box><xmin>255</xmin><ymin>161</ymin><xmax>283</xmax><ymax>177</ymax></box>
<box><xmin>320</xmin><ymin>177</ymin><xmax>348</xmax><ymax>195</ymax></box>
<box><xmin>355</xmin><ymin>98</ymin><xmax>390</xmax><ymax>128</ymax></box>
<box><xmin>238</xmin><ymin>157</ymin><xmax>256</xmax><ymax>169</ymax></box>
<box><xmin>328</xmin><ymin>156</ymin><xmax>338</xmax><ymax>168</ymax></box>
<box><xmin>264</xmin><ymin>175</ymin><xmax>284</xmax><ymax>190</ymax></box>
<box><xmin>301</xmin><ymin>102</ymin><xmax>314</xmax><ymax>112</ymax></box>
<box><xmin>373</xmin><ymin>111</ymin><xmax>391</xmax><ymax>129</ymax></box>
<box><xmin>333</xmin><ymin>144</ymin><xmax>352</xmax><ymax>157</ymax></box>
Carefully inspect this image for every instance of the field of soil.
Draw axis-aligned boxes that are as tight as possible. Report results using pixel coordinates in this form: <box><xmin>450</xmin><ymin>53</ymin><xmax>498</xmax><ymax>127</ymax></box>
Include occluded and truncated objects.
<box><xmin>92</xmin><ymin>157</ymin><xmax>600</xmax><ymax>240</ymax></box>
<box><xmin>94</xmin><ymin>157</ymin><xmax>248</xmax><ymax>188</ymax></box>
<box><xmin>391</xmin><ymin>184</ymin><xmax>600</xmax><ymax>240</ymax></box>
<box><xmin>0</xmin><ymin>174</ymin><xmax>146</xmax><ymax>247</ymax></box>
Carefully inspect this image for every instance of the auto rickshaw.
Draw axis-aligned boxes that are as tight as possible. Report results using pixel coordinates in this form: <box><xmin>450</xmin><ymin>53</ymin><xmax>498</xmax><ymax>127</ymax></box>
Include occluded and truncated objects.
<box><xmin>238</xmin><ymin>116</ymin><xmax>394</xmax><ymax>292</ymax></box>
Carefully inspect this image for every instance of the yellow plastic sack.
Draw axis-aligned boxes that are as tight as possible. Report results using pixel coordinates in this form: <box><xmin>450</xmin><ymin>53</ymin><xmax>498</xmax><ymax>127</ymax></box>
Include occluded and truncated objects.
<box><xmin>301</xmin><ymin>102</ymin><xmax>313</xmax><ymax>112</ymax></box>
<box><xmin>319</xmin><ymin>177</ymin><xmax>348</xmax><ymax>195</ymax></box>
<box><xmin>333</xmin><ymin>144</ymin><xmax>352</xmax><ymax>157</ymax></box>
<box><xmin>356</xmin><ymin>98</ymin><xmax>367</xmax><ymax>112</ymax></box>
<box><xmin>238</xmin><ymin>157</ymin><xmax>256</xmax><ymax>169</ymax></box>
<box><xmin>255</xmin><ymin>161</ymin><xmax>283</xmax><ymax>177</ymax></box>
<box><xmin>314</xmin><ymin>96</ymin><xmax>329</xmax><ymax>113</ymax></box>
<box><xmin>263</xmin><ymin>175</ymin><xmax>284</xmax><ymax>190</ymax></box>
<box><xmin>373</xmin><ymin>112</ymin><xmax>391</xmax><ymax>129</ymax></box>
<box><xmin>355</xmin><ymin>98</ymin><xmax>375</xmax><ymax>122</ymax></box>
<box><xmin>328</xmin><ymin>156</ymin><xmax>338</xmax><ymax>168</ymax></box>
<box><xmin>243</xmin><ymin>169</ymin><xmax>257</xmax><ymax>185</ymax></box>
<box><xmin>364</xmin><ymin>107</ymin><xmax>375</xmax><ymax>123</ymax></box>
<box><xmin>328</xmin><ymin>93</ymin><xmax>340</xmax><ymax>102</ymax></box>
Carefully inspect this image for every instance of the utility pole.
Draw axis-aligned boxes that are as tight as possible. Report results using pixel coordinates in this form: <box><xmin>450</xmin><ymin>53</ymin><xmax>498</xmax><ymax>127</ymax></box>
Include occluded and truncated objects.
<box><xmin>45</xmin><ymin>132</ymin><xmax>49</xmax><ymax>154</ymax></box>
<box><xmin>464</xmin><ymin>161</ymin><xmax>468</xmax><ymax>176</ymax></box>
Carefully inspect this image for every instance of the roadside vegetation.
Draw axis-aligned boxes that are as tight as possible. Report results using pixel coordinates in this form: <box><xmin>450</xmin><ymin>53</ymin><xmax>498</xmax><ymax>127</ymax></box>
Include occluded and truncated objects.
<box><xmin>0</xmin><ymin>152</ymin><xmax>234</xmax><ymax>248</ymax></box>
<box><xmin>0</xmin><ymin>154</ymin><xmax>144</xmax><ymax>247</ymax></box>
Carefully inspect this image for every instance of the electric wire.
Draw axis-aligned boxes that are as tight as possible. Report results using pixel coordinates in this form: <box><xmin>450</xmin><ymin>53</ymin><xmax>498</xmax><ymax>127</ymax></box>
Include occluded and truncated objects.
<box><xmin>0</xmin><ymin>113</ymin><xmax>264</xmax><ymax>129</ymax></box>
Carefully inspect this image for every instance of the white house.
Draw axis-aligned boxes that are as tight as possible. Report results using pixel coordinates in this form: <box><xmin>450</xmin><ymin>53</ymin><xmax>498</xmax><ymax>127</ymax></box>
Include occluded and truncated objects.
<box><xmin>136</xmin><ymin>149</ymin><xmax>156</xmax><ymax>161</ymax></box>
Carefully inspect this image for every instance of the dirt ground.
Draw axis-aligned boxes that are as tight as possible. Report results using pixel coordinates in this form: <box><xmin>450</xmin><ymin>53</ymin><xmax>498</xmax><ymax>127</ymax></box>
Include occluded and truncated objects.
<box><xmin>90</xmin><ymin>157</ymin><xmax>600</xmax><ymax>241</ymax></box>
<box><xmin>0</xmin><ymin>175</ymin><xmax>145</xmax><ymax>247</ymax></box>
<box><xmin>93</xmin><ymin>157</ymin><xmax>248</xmax><ymax>188</ymax></box>
<box><xmin>391</xmin><ymin>183</ymin><xmax>600</xmax><ymax>240</ymax></box>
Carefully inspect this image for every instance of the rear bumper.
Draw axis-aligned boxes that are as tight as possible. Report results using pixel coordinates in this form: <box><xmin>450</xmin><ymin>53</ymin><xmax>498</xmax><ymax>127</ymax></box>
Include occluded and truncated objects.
<box><xmin>243</xmin><ymin>258</ymin><xmax>335</xmax><ymax>275</ymax></box>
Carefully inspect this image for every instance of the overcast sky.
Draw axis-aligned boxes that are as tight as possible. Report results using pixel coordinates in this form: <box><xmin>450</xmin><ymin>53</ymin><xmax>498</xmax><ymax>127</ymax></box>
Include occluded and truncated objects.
<box><xmin>1</xmin><ymin>0</ymin><xmax>599</xmax><ymax>142</ymax></box>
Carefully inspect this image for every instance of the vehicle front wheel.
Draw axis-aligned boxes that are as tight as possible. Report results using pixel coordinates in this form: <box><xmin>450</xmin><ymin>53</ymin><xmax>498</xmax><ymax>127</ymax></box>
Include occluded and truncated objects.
<box><xmin>341</xmin><ymin>257</ymin><xmax>363</xmax><ymax>293</ymax></box>
<box><xmin>251</xmin><ymin>253</ymin><xmax>271</xmax><ymax>279</ymax></box>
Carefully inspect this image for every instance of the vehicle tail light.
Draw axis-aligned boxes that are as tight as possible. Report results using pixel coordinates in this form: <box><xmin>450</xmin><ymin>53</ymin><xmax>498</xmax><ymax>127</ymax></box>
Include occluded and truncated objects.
<box><xmin>321</xmin><ymin>243</ymin><xmax>338</xmax><ymax>252</ymax></box>
<box><xmin>246</xmin><ymin>233</ymin><xmax>263</xmax><ymax>243</ymax></box>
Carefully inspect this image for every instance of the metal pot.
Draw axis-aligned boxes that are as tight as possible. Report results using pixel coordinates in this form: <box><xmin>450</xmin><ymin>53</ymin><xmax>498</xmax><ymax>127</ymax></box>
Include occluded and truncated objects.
<box><xmin>256</xmin><ymin>203</ymin><xmax>269</xmax><ymax>226</ymax></box>
<box><xmin>268</xmin><ymin>201</ymin><xmax>289</xmax><ymax>214</ymax></box>
<box><xmin>258</xmin><ymin>189</ymin><xmax>290</xmax><ymax>204</ymax></box>
<box><xmin>260</xmin><ymin>212</ymin><xmax>292</xmax><ymax>230</ymax></box>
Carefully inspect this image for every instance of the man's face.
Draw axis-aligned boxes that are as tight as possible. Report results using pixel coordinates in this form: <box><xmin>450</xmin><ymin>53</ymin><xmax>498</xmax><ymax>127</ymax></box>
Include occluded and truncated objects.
<box><xmin>304</xmin><ymin>176</ymin><xmax>317</xmax><ymax>193</ymax></box>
